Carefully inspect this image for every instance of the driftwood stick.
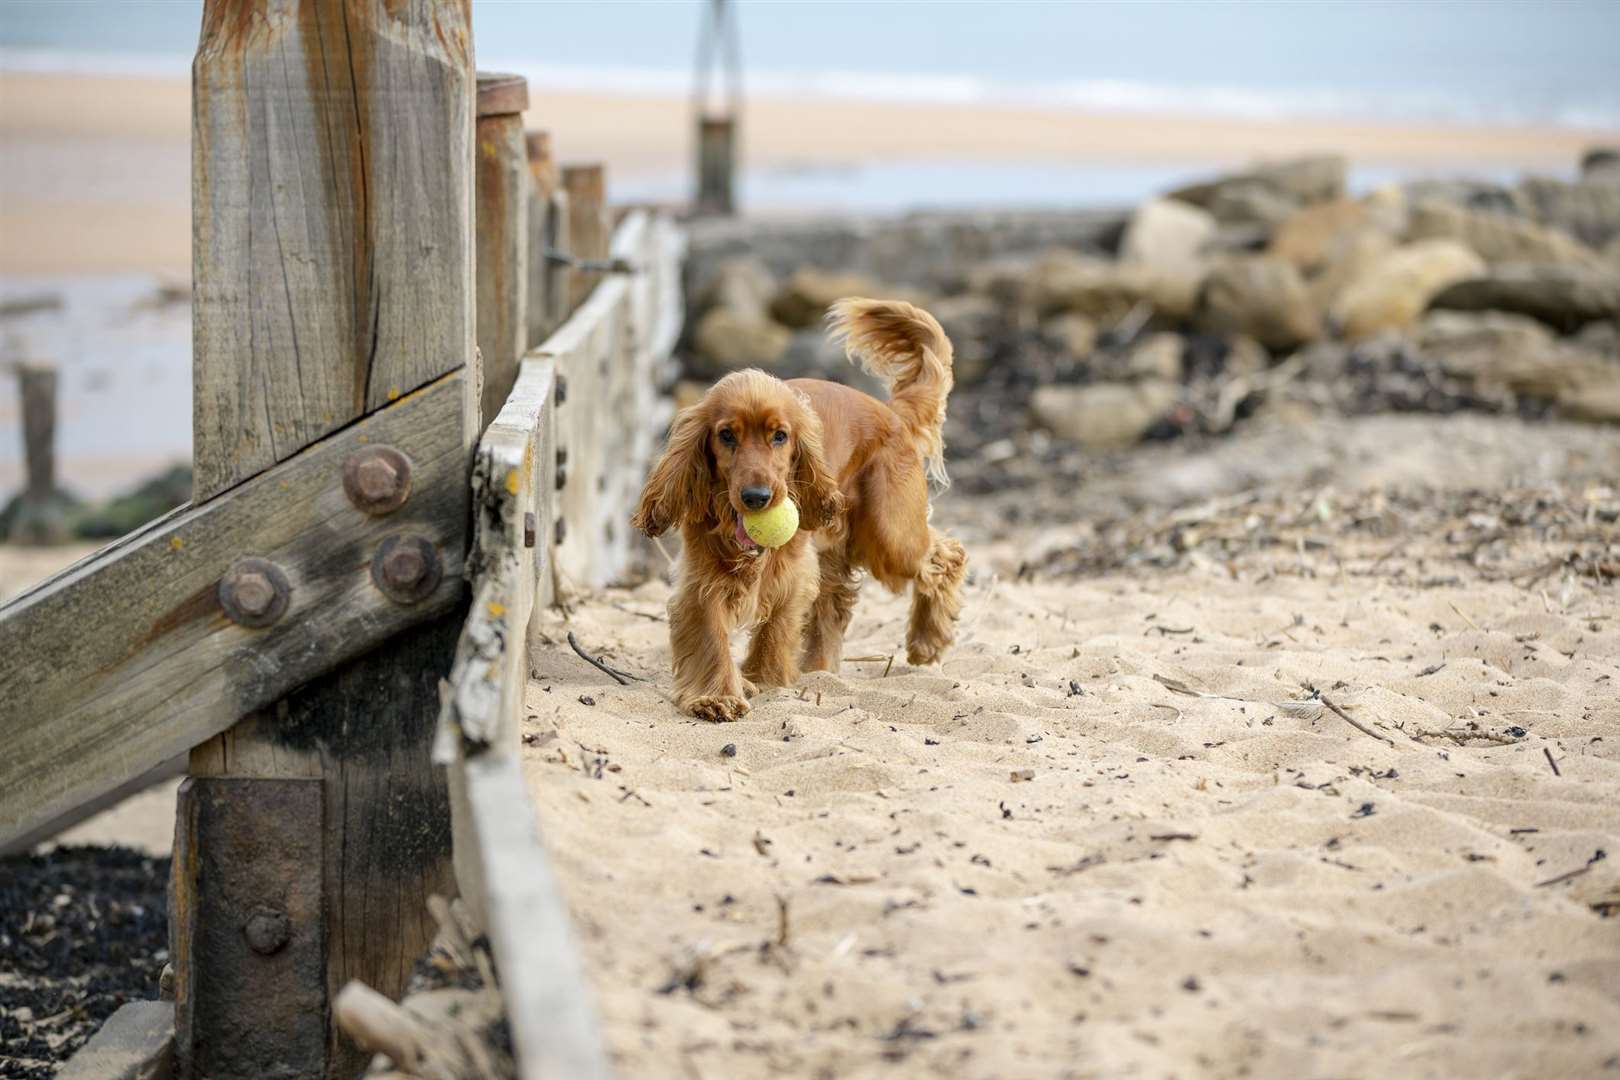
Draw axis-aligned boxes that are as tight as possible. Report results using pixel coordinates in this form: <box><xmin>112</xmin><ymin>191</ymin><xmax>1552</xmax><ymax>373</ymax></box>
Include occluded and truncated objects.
<box><xmin>1319</xmin><ymin>693</ymin><xmax>1395</xmax><ymax>747</ymax></box>
<box><xmin>333</xmin><ymin>981</ymin><xmax>430</xmax><ymax>1074</ymax></box>
<box><xmin>567</xmin><ymin>631</ymin><xmax>635</xmax><ymax>685</ymax></box>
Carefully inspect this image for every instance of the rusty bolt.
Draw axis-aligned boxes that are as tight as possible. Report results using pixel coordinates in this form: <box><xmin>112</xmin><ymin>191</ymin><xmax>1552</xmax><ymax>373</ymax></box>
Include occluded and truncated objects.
<box><xmin>218</xmin><ymin>558</ymin><xmax>290</xmax><ymax>628</ymax></box>
<box><xmin>342</xmin><ymin>445</ymin><xmax>413</xmax><ymax>515</ymax></box>
<box><xmin>371</xmin><ymin>534</ymin><xmax>443</xmax><ymax>605</ymax></box>
<box><xmin>524</xmin><ymin>511</ymin><xmax>537</xmax><ymax>549</ymax></box>
<box><xmin>554</xmin><ymin>517</ymin><xmax>567</xmax><ymax>545</ymax></box>
<box><xmin>555</xmin><ymin>465</ymin><xmax>568</xmax><ymax>490</ymax></box>
<box><xmin>243</xmin><ymin>907</ymin><xmax>290</xmax><ymax>956</ymax></box>
<box><xmin>555</xmin><ymin>374</ymin><xmax>568</xmax><ymax>405</ymax></box>
<box><xmin>557</xmin><ymin>447</ymin><xmax>568</xmax><ymax>467</ymax></box>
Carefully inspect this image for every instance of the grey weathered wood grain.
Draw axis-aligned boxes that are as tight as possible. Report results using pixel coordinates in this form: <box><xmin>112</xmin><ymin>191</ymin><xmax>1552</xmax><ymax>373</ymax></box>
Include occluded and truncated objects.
<box><xmin>460</xmin><ymin>751</ymin><xmax>612</xmax><ymax>1080</ymax></box>
<box><xmin>0</xmin><ymin>371</ymin><xmax>468</xmax><ymax>852</ymax></box>
<box><xmin>476</xmin><ymin>73</ymin><xmax>530</xmax><ymax>433</ymax></box>
<box><xmin>191</xmin><ymin>0</ymin><xmax>477</xmax><ymax>502</ymax></box>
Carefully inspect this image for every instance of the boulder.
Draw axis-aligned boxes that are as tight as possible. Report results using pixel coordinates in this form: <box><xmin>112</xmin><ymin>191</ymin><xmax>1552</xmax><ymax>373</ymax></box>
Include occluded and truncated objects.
<box><xmin>1223</xmin><ymin>335</ymin><xmax>1270</xmax><ymax>377</ymax></box>
<box><xmin>1428</xmin><ymin>265</ymin><xmax>1620</xmax><ymax>332</ymax></box>
<box><xmin>1517</xmin><ymin>176</ymin><xmax>1620</xmax><ymax>251</ymax></box>
<box><xmin>1120</xmin><ymin>198</ymin><xmax>1217</xmax><ymax>266</ymax></box>
<box><xmin>691</xmin><ymin>255</ymin><xmax>776</xmax><ymax>319</ymax></box>
<box><xmin>769</xmin><ymin>268</ymin><xmax>882</xmax><ymax>329</ymax></box>
<box><xmin>1330</xmin><ymin>240</ymin><xmax>1486</xmax><ymax>340</ymax></box>
<box><xmin>1027</xmin><ymin>250</ymin><xmax>1144</xmax><ymax>323</ymax></box>
<box><xmin>1030</xmin><ymin>379</ymin><xmax>1179</xmax><ymax>448</ymax></box>
<box><xmin>1197</xmin><ymin>255</ymin><xmax>1321</xmax><ymax>350</ymax></box>
<box><xmin>1040</xmin><ymin>312</ymin><xmax>1099</xmax><ymax>358</ymax></box>
<box><xmin>1125</xmin><ymin>333</ymin><xmax>1184</xmax><ymax>382</ymax></box>
<box><xmin>1582</xmin><ymin>146</ymin><xmax>1620</xmax><ymax>186</ymax></box>
<box><xmin>927</xmin><ymin>293</ymin><xmax>1003</xmax><ymax>384</ymax></box>
<box><xmin>1170</xmin><ymin>155</ymin><xmax>1346</xmax><ymax>211</ymax></box>
<box><xmin>777</xmin><ymin>330</ymin><xmax>888</xmax><ymax>398</ymax></box>
<box><xmin>691</xmin><ymin>307</ymin><xmax>791</xmax><ymax>373</ymax></box>
<box><xmin>1307</xmin><ymin>227</ymin><xmax>1398</xmax><ymax>311</ymax></box>
<box><xmin>1271</xmin><ymin>198</ymin><xmax>1367</xmax><ymax>273</ymax></box>
<box><xmin>1402</xmin><ymin>178</ymin><xmax>1525</xmax><ymax>216</ymax></box>
<box><xmin>1206</xmin><ymin>181</ymin><xmax>1298</xmax><ymax>230</ymax></box>
<box><xmin>1417</xmin><ymin>310</ymin><xmax>1556</xmax><ymax>379</ymax></box>
<box><xmin>1407</xmin><ymin>200</ymin><xmax>1606</xmax><ymax>271</ymax></box>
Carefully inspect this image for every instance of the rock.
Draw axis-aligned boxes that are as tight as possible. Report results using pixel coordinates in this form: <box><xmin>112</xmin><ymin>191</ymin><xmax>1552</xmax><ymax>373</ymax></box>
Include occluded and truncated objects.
<box><xmin>1041</xmin><ymin>312</ymin><xmax>1098</xmax><ymax>358</ymax></box>
<box><xmin>1330</xmin><ymin>240</ymin><xmax>1486</xmax><ymax>340</ymax></box>
<box><xmin>1517</xmin><ymin>176</ymin><xmax>1620</xmax><ymax>251</ymax></box>
<box><xmin>690</xmin><ymin>255</ymin><xmax>776</xmax><ymax>318</ymax></box>
<box><xmin>1307</xmin><ymin>227</ymin><xmax>1398</xmax><ymax>311</ymax></box>
<box><xmin>1417</xmin><ymin>311</ymin><xmax>1556</xmax><ymax>379</ymax></box>
<box><xmin>1402</xmin><ymin>178</ymin><xmax>1525</xmax><ymax>216</ymax></box>
<box><xmin>691</xmin><ymin>307</ymin><xmax>791</xmax><ymax>372</ymax></box>
<box><xmin>1026</xmin><ymin>250</ymin><xmax>1144</xmax><ymax>323</ymax></box>
<box><xmin>1223</xmin><ymin>335</ymin><xmax>1270</xmax><ymax>377</ymax></box>
<box><xmin>1270</xmin><ymin>198</ymin><xmax>1366</xmax><ymax>273</ymax></box>
<box><xmin>1206</xmin><ymin>181</ymin><xmax>1298</xmax><ymax>230</ymax></box>
<box><xmin>1030</xmin><ymin>379</ymin><xmax>1179</xmax><ymax>448</ymax></box>
<box><xmin>1562</xmin><ymin>378</ymin><xmax>1620</xmax><ymax>423</ymax></box>
<box><xmin>1170</xmin><ymin>155</ymin><xmax>1346</xmax><ymax>211</ymax></box>
<box><xmin>1582</xmin><ymin>146</ymin><xmax>1620</xmax><ymax>185</ymax></box>
<box><xmin>1197</xmin><ymin>255</ymin><xmax>1320</xmax><ymax>350</ymax></box>
<box><xmin>1407</xmin><ymin>200</ymin><xmax>1606</xmax><ymax>271</ymax></box>
<box><xmin>1125</xmin><ymin>333</ymin><xmax>1184</xmax><ymax>381</ymax></box>
<box><xmin>1120</xmin><ymin>198</ymin><xmax>1217</xmax><ymax>266</ymax></box>
<box><xmin>966</xmin><ymin>254</ymin><xmax>1038</xmax><ymax>306</ymax></box>
<box><xmin>777</xmin><ymin>330</ymin><xmax>888</xmax><ymax>398</ymax></box>
<box><xmin>927</xmin><ymin>293</ymin><xmax>1003</xmax><ymax>383</ymax></box>
<box><xmin>1428</xmin><ymin>265</ymin><xmax>1620</xmax><ymax>332</ymax></box>
<box><xmin>769</xmin><ymin>268</ymin><xmax>882</xmax><ymax>329</ymax></box>
<box><xmin>673</xmin><ymin>380</ymin><xmax>707</xmax><ymax>412</ymax></box>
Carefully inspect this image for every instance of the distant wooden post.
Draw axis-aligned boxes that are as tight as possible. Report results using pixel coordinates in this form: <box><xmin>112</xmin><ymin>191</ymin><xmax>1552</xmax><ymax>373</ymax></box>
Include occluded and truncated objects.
<box><xmin>179</xmin><ymin>2</ymin><xmax>477</xmax><ymax>1077</ymax></box>
<box><xmin>696</xmin><ymin>116</ymin><xmax>737</xmax><ymax>216</ymax></box>
<box><xmin>525</xmin><ymin>131</ymin><xmax>566</xmax><ymax>347</ymax></box>
<box><xmin>562</xmin><ymin>163</ymin><xmax>609</xmax><ymax>312</ymax></box>
<box><xmin>691</xmin><ymin>0</ymin><xmax>741</xmax><ymax>216</ymax></box>
<box><xmin>476</xmin><ymin>73</ymin><xmax>530</xmax><ymax>432</ymax></box>
<box><xmin>5</xmin><ymin>363</ymin><xmax>72</xmax><ymax>545</ymax></box>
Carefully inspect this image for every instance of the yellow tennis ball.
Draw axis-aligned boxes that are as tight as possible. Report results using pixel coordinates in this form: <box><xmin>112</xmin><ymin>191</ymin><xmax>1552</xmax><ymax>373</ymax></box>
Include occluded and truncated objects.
<box><xmin>743</xmin><ymin>497</ymin><xmax>800</xmax><ymax>548</ymax></box>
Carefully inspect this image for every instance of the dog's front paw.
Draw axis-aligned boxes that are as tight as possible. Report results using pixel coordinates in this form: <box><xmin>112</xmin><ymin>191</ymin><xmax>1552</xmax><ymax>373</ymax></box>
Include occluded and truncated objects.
<box><xmin>740</xmin><ymin>676</ymin><xmax>759</xmax><ymax>699</ymax></box>
<box><xmin>686</xmin><ymin>694</ymin><xmax>751</xmax><ymax>722</ymax></box>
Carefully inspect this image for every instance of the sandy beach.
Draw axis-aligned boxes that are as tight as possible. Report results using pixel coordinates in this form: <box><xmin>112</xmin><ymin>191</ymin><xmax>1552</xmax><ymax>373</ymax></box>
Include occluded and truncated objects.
<box><xmin>3</xmin><ymin>69</ymin><xmax>1616</xmax><ymax>275</ymax></box>
<box><xmin>525</xmin><ymin>547</ymin><xmax>1619</xmax><ymax>1078</ymax></box>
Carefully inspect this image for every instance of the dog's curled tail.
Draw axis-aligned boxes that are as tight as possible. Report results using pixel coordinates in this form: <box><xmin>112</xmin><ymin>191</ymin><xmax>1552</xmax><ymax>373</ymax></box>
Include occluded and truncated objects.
<box><xmin>826</xmin><ymin>297</ymin><xmax>954</xmax><ymax>489</ymax></box>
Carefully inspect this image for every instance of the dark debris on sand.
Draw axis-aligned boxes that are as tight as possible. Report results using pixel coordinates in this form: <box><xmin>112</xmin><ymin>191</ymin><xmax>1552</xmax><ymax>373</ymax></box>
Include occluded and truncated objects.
<box><xmin>0</xmin><ymin>846</ymin><xmax>169</xmax><ymax>1079</ymax></box>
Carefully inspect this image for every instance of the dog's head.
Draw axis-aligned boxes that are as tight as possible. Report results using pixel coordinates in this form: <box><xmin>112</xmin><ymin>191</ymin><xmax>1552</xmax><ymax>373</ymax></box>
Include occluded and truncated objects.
<box><xmin>632</xmin><ymin>370</ymin><xmax>842</xmax><ymax>541</ymax></box>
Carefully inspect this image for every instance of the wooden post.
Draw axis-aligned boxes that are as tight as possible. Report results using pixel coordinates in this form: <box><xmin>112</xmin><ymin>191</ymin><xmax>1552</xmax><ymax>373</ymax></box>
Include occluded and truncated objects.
<box><xmin>562</xmin><ymin>163</ymin><xmax>609</xmax><ymax>313</ymax></box>
<box><xmin>695</xmin><ymin>116</ymin><xmax>736</xmax><ymax>216</ymax></box>
<box><xmin>4</xmin><ymin>363</ymin><xmax>72</xmax><ymax>545</ymax></box>
<box><xmin>524</xmin><ymin>131</ymin><xmax>564</xmax><ymax>347</ymax></box>
<box><xmin>476</xmin><ymin>73</ymin><xmax>530</xmax><ymax>432</ymax></box>
<box><xmin>179</xmin><ymin>3</ymin><xmax>477</xmax><ymax>1077</ymax></box>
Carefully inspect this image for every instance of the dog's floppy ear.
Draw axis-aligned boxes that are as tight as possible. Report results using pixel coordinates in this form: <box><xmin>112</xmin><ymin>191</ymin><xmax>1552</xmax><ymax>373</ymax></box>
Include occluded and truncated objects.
<box><xmin>632</xmin><ymin>406</ymin><xmax>712</xmax><ymax>537</ymax></box>
<box><xmin>789</xmin><ymin>397</ymin><xmax>843</xmax><ymax>531</ymax></box>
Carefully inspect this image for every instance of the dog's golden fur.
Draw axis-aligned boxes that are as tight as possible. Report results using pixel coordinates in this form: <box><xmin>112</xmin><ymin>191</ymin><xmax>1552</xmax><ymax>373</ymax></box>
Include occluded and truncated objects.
<box><xmin>632</xmin><ymin>297</ymin><xmax>967</xmax><ymax>721</ymax></box>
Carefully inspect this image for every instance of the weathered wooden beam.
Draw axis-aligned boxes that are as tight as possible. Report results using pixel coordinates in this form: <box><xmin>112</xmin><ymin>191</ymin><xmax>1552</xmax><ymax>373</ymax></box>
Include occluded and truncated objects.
<box><xmin>476</xmin><ymin>72</ymin><xmax>531</xmax><ymax>433</ymax></box>
<box><xmin>0</xmin><ymin>371</ymin><xmax>467</xmax><ymax>852</ymax></box>
<box><xmin>460</xmin><ymin>752</ymin><xmax>611</xmax><ymax>1080</ymax></box>
<box><xmin>695</xmin><ymin>116</ymin><xmax>737</xmax><ymax>216</ymax></box>
<box><xmin>181</xmin><ymin>4</ymin><xmax>477</xmax><ymax>1076</ymax></box>
<box><xmin>191</xmin><ymin>0</ymin><xmax>477</xmax><ymax>502</ymax></box>
<box><xmin>3</xmin><ymin>362</ymin><xmax>73</xmax><ymax>545</ymax></box>
<box><xmin>57</xmin><ymin>1000</ymin><xmax>175</xmax><ymax>1080</ymax></box>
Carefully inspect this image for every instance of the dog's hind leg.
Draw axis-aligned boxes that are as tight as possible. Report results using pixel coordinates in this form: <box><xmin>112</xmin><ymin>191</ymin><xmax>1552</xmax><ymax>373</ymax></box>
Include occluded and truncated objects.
<box><xmin>905</xmin><ymin>528</ymin><xmax>966</xmax><ymax>666</ymax></box>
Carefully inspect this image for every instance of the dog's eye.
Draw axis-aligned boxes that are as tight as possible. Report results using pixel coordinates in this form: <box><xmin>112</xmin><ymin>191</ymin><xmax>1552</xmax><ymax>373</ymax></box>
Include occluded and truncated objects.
<box><xmin>718</xmin><ymin>429</ymin><xmax>736</xmax><ymax>447</ymax></box>
<box><xmin>772</xmin><ymin>430</ymin><xmax>788</xmax><ymax>446</ymax></box>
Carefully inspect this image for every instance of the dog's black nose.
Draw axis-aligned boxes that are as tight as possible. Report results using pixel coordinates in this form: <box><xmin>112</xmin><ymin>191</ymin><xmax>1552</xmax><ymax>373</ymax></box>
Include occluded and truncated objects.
<box><xmin>740</xmin><ymin>486</ymin><xmax>772</xmax><ymax>511</ymax></box>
